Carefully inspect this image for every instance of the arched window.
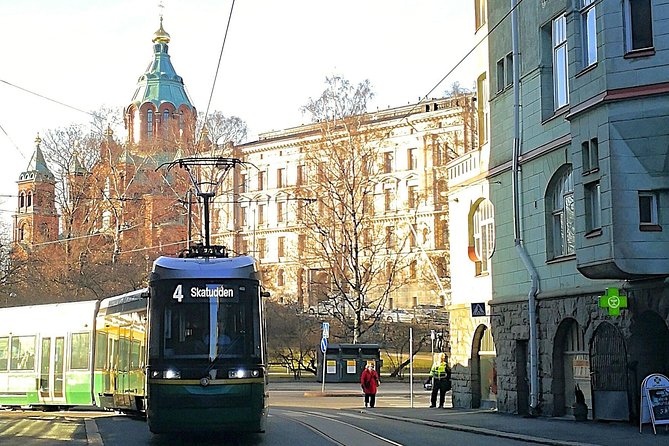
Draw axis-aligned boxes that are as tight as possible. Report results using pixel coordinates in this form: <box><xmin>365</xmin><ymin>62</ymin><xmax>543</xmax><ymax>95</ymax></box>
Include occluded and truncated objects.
<box><xmin>277</xmin><ymin>269</ymin><xmax>285</xmax><ymax>287</ymax></box>
<box><xmin>147</xmin><ymin>110</ymin><xmax>154</xmax><ymax>138</ymax></box>
<box><xmin>27</xmin><ymin>192</ymin><xmax>32</xmax><ymax>207</ymax></box>
<box><xmin>19</xmin><ymin>192</ymin><xmax>24</xmax><ymax>209</ymax></box>
<box><xmin>547</xmin><ymin>166</ymin><xmax>574</xmax><ymax>258</ymax></box>
<box><xmin>163</xmin><ymin>110</ymin><xmax>170</xmax><ymax>137</ymax></box>
<box><xmin>471</xmin><ymin>198</ymin><xmax>495</xmax><ymax>275</ymax></box>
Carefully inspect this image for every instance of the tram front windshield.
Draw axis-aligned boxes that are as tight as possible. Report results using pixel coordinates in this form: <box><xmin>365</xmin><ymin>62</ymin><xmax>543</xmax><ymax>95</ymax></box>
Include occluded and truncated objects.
<box><xmin>154</xmin><ymin>280</ymin><xmax>261</xmax><ymax>360</ymax></box>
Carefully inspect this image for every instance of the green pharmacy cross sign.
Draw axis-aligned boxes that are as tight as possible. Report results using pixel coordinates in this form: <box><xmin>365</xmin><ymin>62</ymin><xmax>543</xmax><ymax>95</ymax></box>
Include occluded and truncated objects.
<box><xmin>598</xmin><ymin>287</ymin><xmax>627</xmax><ymax>316</ymax></box>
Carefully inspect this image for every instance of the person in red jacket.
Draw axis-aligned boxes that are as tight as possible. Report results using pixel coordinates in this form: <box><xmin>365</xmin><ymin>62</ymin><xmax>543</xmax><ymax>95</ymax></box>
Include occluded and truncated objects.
<box><xmin>360</xmin><ymin>362</ymin><xmax>380</xmax><ymax>408</ymax></box>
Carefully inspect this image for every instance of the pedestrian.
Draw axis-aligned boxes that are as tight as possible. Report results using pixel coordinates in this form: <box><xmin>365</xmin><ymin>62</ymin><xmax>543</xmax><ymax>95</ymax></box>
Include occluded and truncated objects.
<box><xmin>429</xmin><ymin>352</ymin><xmax>451</xmax><ymax>408</ymax></box>
<box><xmin>360</xmin><ymin>362</ymin><xmax>380</xmax><ymax>408</ymax></box>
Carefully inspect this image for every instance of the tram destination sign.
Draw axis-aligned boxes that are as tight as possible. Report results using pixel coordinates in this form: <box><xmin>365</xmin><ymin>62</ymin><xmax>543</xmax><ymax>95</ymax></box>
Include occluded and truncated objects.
<box><xmin>172</xmin><ymin>284</ymin><xmax>235</xmax><ymax>302</ymax></box>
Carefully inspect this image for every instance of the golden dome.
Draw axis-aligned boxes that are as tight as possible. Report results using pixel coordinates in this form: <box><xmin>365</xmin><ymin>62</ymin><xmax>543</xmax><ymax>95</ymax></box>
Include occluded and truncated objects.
<box><xmin>152</xmin><ymin>17</ymin><xmax>171</xmax><ymax>44</ymax></box>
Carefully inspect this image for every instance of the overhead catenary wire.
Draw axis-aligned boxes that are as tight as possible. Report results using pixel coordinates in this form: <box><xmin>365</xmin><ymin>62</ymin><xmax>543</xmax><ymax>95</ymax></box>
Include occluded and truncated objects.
<box><xmin>200</xmin><ymin>0</ymin><xmax>237</xmax><ymax>144</ymax></box>
<box><xmin>397</xmin><ymin>0</ymin><xmax>527</xmax><ymax>125</ymax></box>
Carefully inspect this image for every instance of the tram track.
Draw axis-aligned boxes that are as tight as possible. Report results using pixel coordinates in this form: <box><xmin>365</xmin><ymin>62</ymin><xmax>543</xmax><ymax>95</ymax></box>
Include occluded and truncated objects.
<box><xmin>272</xmin><ymin>408</ymin><xmax>404</xmax><ymax>446</ymax></box>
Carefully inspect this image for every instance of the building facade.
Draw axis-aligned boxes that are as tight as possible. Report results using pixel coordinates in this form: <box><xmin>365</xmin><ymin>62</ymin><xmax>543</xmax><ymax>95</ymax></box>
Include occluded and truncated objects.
<box><xmin>488</xmin><ymin>0</ymin><xmax>669</xmax><ymax>419</ymax></box>
<box><xmin>211</xmin><ymin>97</ymin><xmax>477</xmax><ymax>315</ymax></box>
<box><xmin>448</xmin><ymin>0</ymin><xmax>497</xmax><ymax>410</ymax></box>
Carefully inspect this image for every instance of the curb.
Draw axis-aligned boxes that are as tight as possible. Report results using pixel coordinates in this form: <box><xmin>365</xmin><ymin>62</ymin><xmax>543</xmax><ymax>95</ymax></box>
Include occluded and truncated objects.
<box><xmin>362</xmin><ymin>410</ymin><xmax>602</xmax><ymax>446</ymax></box>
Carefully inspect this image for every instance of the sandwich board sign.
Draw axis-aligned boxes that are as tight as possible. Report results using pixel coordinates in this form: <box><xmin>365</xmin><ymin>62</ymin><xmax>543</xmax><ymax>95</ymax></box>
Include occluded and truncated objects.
<box><xmin>639</xmin><ymin>373</ymin><xmax>669</xmax><ymax>434</ymax></box>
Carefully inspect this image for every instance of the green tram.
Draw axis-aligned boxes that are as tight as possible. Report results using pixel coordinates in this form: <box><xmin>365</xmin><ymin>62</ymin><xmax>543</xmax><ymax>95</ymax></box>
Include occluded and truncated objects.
<box><xmin>0</xmin><ymin>250</ymin><xmax>268</xmax><ymax>434</ymax></box>
<box><xmin>146</xmin><ymin>252</ymin><xmax>268</xmax><ymax>433</ymax></box>
<box><xmin>0</xmin><ymin>289</ymin><xmax>148</xmax><ymax>411</ymax></box>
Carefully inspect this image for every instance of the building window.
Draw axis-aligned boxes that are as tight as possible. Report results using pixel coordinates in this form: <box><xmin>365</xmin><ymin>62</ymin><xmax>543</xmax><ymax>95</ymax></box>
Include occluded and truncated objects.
<box><xmin>277</xmin><ymin>202</ymin><xmax>284</xmax><ymax>223</ymax></box>
<box><xmin>581</xmin><ymin>138</ymin><xmax>599</xmax><ymax>174</ymax></box>
<box><xmin>407</xmin><ymin>148</ymin><xmax>418</xmax><ymax>170</ymax></box>
<box><xmin>582</xmin><ymin>0</ymin><xmax>597</xmax><ymax>67</ymax></box>
<box><xmin>278</xmin><ymin>236</ymin><xmax>285</xmax><ymax>257</ymax></box>
<box><xmin>409</xmin><ymin>260</ymin><xmax>417</xmax><ymax>280</ymax></box>
<box><xmin>553</xmin><ymin>15</ymin><xmax>569</xmax><ymax>109</ymax></box>
<box><xmin>278</xmin><ymin>269</ymin><xmax>285</xmax><ymax>287</ymax></box>
<box><xmin>547</xmin><ymin>166</ymin><xmax>575</xmax><ymax>258</ymax></box>
<box><xmin>475</xmin><ymin>0</ymin><xmax>487</xmax><ymax>30</ymax></box>
<box><xmin>277</xmin><ymin>168</ymin><xmax>285</xmax><ymax>188</ymax></box>
<box><xmin>477</xmin><ymin>73</ymin><xmax>489</xmax><ymax>146</ymax></box>
<box><xmin>363</xmin><ymin>193</ymin><xmax>374</xmax><ymax>216</ymax></box>
<box><xmin>639</xmin><ymin>192</ymin><xmax>658</xmax><ymax>226</ymax></box>
<box><xmin>384</xmin><ymin>189</ymin><xmax>393</xmax><ymax>212</ymax></box>
<box><xmin>624</xmin><ymin>0</ymin><xmax>653</xmax><ymax>52</ymax></box>
<box><xmin>257</xmin><ymin>238</ymin><xmax>266</xmax><ymax>259</ymax></box>
<box><xmin>496</xmin><ymin>58</ymin><xmax>505</xmax><ymax>93</ymax></box>
<box><xmin>385</xmin><ymin>226</ymin><xmax>395</xmax><ymax>250</ymax></box>
<box><xmin>258</xmin><ymin>171</ymin><xmax>265</xmax><ymax>191</ymax></box>
<box><xmin>27</xmin><ymin>192</ymin><xmax>32</xmax><ymax>207</ymax></box>
<box><xmin>298</xmin><ymin>234</ymin><xmax>306</xmax><ymax>253</ymax></box>
<box><xmin>296</xmin><ymin>165</ymin><xmax>304</xmax><ymax>186</ymax></box>
<box><xmin>408</xmin><ymin>185</ymin><xmax>418</xmax><ymax>209</ymax></box>
<box><xmin>505</xmin><ymin>53</ymin><xmax>513</xmax><ymax>88</ymax></box>
<box><xmin>257</xmin><ymin>204</ymin><xmax>265</xmax><ymax>225</ymax></box>
<box><xmin>239</xmin><ymin>173</ymin><xmax>246</xmax><ymax>193</ymax></box>
<box><xmin>383</xmin><ymin>152</ymin><xmax>393</xmax><ymax>173</ymax></box>
<box><xmin>147</xmin><ymin>110</ymin><xmax>153</xmax><ymax>137</ymax></box>
<box><xmin>163</xmin><ymin>110</ymin><xmax>170</xmax><ymax>137</ymax></box>
<box><xmin>19</xmin><ymin>192</ymin><xmax>25</xmax><ymax>208</ymax></box>
<box><xmin>472</xmin><ymin>199</ymin><xmax>495</xmax><ymax>274</ymax></box>
<box><xmin>410</xmin><ymin>224</ymin><xmax>417</xmax><ymax>249</ymax></box>
<box><xmin>584</xmin><ymin>181</ymin><xmax>601</xmax><ymax>233</ymax></box>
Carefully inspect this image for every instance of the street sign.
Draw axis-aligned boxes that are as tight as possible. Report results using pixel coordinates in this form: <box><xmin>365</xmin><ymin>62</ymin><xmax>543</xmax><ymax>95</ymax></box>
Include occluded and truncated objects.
<box><xmin>320</xmin><ymin>337</ymin><xmax>328</xmax><ymax>354</ymax></box>
<box><xmin>471</xmin><ymin>302</ymin><xmax>487</xmax><ymax>317</ymax></box>
<box><xmin>322</xmin><ymin>322</ymin><xmax>330</xmax><ymax>339</ymax></box>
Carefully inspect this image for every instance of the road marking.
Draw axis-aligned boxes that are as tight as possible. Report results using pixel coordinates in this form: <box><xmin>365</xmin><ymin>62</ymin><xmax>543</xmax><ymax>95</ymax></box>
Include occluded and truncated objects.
<box><xmin>85</xmin><ymin>419</ymin><xmax>104</xmax><ymax>446</ymax></box>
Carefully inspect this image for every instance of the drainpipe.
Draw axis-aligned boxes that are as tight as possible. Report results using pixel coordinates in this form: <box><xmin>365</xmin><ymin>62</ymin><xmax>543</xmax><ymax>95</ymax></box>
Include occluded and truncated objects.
<box><xmin>511</xmin><ymin>0</ymin><xmax>540</xmax><ymax>413</ymax></box>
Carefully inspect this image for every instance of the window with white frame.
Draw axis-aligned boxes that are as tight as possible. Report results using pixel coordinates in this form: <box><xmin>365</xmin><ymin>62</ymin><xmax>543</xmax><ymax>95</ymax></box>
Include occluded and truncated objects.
<box><xmin>547</xmin><ymin>166</ymin><xmax>575</xmax><ymax>258</ymax></box>
<box><xmin>472</xmin><ymin>199</ymin><xmax>495</xmax><ymax>274</ymax></box>
<box><xmin>624</xmin><ymin>0</ymin><xmax>653</xmax><ymax>52</ymax></box>
<box><xmin>582</xmin><ymin>0</ymin><xmax>597</xmax><ymax>67</ymax></box>
<box><xmin>553</xmin><ymin>15</ymin><xmax>569</xmax><ymax>109</ymax></box>
<box><xmin>639</xmin><ymin>192</ymin><xmax>658</xmax><ymax>226</ymax></box>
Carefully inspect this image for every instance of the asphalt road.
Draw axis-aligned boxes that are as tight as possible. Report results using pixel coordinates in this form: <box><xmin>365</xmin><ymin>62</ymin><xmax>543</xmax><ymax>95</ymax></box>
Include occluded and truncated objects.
<box><xmin>0</xmin><ymin>383</ymin><xmax>531</xmax><ymax>446</ymax></box>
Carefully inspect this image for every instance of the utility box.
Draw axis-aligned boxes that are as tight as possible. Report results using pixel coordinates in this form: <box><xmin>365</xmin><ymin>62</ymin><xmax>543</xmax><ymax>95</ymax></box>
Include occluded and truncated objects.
<box><xmin>317</xmin><ymin>343</ymin><xmax>382</xmax><ymax>383</ymax></box>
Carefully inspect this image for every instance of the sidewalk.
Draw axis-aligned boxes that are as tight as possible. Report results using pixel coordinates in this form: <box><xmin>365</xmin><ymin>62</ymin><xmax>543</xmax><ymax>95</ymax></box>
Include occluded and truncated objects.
<box><xmin>362</xmin><ymin>406</ymin><xmax>668</xmax><ymax>446</ymax></box>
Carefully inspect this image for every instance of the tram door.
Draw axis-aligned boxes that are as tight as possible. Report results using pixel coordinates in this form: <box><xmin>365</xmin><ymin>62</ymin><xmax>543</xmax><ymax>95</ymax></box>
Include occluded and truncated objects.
<box><xmin>39</xmin><ymin>336</ymin><xmax>65</xmax><ymax>404</ymax></box>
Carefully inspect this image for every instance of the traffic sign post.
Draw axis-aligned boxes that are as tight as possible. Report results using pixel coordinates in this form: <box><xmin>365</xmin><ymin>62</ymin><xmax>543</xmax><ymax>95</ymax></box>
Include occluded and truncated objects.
<box><xmin>321</xmin><ymin>323</ymin><xmax>329</xmax><ymax>393</ymax></box>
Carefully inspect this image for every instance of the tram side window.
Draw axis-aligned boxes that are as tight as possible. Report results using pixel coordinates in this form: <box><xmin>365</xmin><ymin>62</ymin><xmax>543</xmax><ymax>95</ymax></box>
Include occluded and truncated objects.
<box><xmin>10</xmin><ymin>336</ymin><xmax>35</xmax><ymax>370</ymax></box>
<box><xmin>95</xmin><ymin>332</ymin><xmax>108</xmax><ymax>369</ymax></box>
<box><xmin>130</xmin><ymin>340</ymin><xmax>141</xmax><ymax>369</ymax></box>
<box><xmin>70</xmin><ymin>332</ymin><xmax>90</xmax><ymax>370</ymax></box>
<box><xmin>0</xmin><ymin>337</ymin><xmax>8</xmax><ymax>370</ymax></box>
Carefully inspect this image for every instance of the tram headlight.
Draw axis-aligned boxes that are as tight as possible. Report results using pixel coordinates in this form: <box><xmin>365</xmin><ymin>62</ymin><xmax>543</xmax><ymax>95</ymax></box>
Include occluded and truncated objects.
<box><xmin>164</xmin><ymin>369</ymin><xmax>181</xmax><ymax>379</ymax></box>
<box><xmin>228</xmin><ymin>368</ymin><xmax>262</xmax><ymax>378</ymax></box>
<box><xmin>229</xmin><ymin>369</ymin><xmax>247</xmax><ymax>378</ymax></box>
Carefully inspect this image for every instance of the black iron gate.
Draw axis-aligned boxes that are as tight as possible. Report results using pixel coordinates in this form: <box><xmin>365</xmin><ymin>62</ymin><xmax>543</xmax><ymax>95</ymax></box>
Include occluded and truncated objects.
<box><xmin>590</xmin><ymin>322</ymin><xmax>629</xmax><ymax>421</ymax></box>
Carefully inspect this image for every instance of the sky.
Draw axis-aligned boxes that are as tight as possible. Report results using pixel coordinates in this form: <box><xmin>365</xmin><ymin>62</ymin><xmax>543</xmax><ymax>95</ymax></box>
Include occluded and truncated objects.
<box><xmin>0</xmin><ymin>0</ymin><xmax>477</xmax><ymax>223</ymax></box>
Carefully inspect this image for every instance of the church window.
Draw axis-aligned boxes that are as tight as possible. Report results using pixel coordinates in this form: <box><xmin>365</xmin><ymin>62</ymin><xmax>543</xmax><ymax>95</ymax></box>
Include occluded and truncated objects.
<box><xmin>19</xmin><ymin>193</ymin><xmax>24</xmax><ymax>209</ymax></box>
<box><xmin>147</xmin><ymin>110</ymin><xmax>154</xmax><ymax>137</ymax></box>
<box><xmin>163</xmin><ymin>110</ymin><xmax>170</xmax><ymax>137</ymax></box>
<box><xmin>27</xmin><ymin>192</ymin><xmax>32</xmax><ymax>207</ymax></box>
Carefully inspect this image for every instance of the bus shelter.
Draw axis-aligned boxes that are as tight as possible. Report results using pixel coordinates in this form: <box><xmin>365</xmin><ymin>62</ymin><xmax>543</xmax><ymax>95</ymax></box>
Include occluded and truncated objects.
<box><xmin>317</xmin><ymin>343</ymin><xmax>382</xmax><ymax>383</ymax></box>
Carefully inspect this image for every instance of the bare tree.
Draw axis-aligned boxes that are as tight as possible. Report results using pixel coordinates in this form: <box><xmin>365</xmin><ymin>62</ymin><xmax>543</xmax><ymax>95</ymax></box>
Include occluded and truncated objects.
<box><xmin>197</xmin><ymin>111</ymin><xmax>248</xmax><ymax>146</ymax></box>
<box><xmin>297</xmin><ymin>76</ymin><xmax>412</xmax><ymax>343</ymax></box>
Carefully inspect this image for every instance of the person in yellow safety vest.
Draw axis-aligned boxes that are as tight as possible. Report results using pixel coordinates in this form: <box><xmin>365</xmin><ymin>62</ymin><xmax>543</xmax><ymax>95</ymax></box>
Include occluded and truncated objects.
<box><xmin>429</xmin><ymin>352</ymin><xmax>452</xmax><ymax>408</ymax></box>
